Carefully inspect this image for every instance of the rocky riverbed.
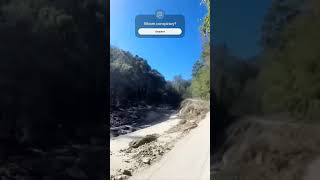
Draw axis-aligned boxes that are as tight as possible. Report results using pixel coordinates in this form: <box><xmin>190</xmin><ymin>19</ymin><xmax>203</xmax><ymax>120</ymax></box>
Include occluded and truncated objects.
<box><xmin>110</xmin><ymin>104</ymin><xmax>175</xmax><ymax>137</ymax></box>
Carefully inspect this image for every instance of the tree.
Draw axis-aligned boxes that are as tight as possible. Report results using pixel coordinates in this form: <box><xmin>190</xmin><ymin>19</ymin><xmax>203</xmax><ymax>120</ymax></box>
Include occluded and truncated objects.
<box><xmin>260</xmin><ymin>0</ymin><xmax>320</xmax><ymax>120</ymax></box>
<box><xmin>0</xmin><ymin>0</ymin><xmax>105</xmax><ymax>145</ymax></box>
<box><xmin>261</xmin><ymin>0</ymin><xmax>305</xmax><ymax>49</ymax></box>
<box><xmin>201</xmin><ymin>0</ymin><xmax>210</xmax><ymax>35</ymax></box>
<box><xmin>190</xmin><ymin>0</ymin><xmax>210</xmax><ymax>100</ymax></box>
<box><xmin>191</xmin><ymin>66</ymin><xmax>210</xmax><ymax>99</ymax></box>
<box><xmin>171</xmin><ymin>75</ymin><xmax>191</xmax><ymax>99</ymax></box>
<box><xmin>110</xmin><ymin>47</ymin><xmax>181</xmax><ymax>107</ymax></box>
<box><xmin>192</xmin><ymin>59</ymin><xmax>204</xmax><ymax>77</ymax></box>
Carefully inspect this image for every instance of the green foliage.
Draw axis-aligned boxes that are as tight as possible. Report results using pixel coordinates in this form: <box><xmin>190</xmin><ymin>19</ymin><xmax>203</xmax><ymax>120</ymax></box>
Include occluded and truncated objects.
<box><xmin>261</xmin><ymin>0</ymin><xmax>305</xmax><ymax>49</ymax></box>
<box><xmin>201</xmin><ymin>0</ymin><xmax>210</xmax><ymax>35</ymax></box>
<box><xmin>190</xmin><ymin>0</ymin><xmax>210</xmax><ymax>100</ymax></box>
<box><xmin>163</xmin><ymin>82</ymin><xmax>184</xmax><ymax>106</ymax></box>
<box><xmin>190</xmin><ymin>43</ymin><xmax>210</xmax><ymax>100</ymax></box>
<box><xmin>0</xmin><ymin>0</ymin><xmax>105</xmax><ymax>144</ymax></box>
<box><xmin>211</xmin><ymin>44</ymin><xmax>262</xmax><ymax>115</ymax></box>
<box><xmin>260</xmin><ymin>9</ymin><xmax>320</xmax><ymax>119</ymax></box>
<box><xmin>191</xmin><ymin>65</ymin><xmax>210</xmax><ymax>99</ymax></box>
<box><xmin>110</xmin><ymin>47</ymin><xmax>167</xmax><ymax>106</ymax></box>
<box><xmin>110</xmin><ymin>47</ymin><xmax>187</xmax><ymax>107</ymax></box>
<box><xmin>192</xmin><ymin>59</ymin><xmax>204</xmax><ymax>77</ymax></box>
<box><xmin>211</xmin><ymin>0</ymin><xmax>320</xmax><ymax>120</ymax></box>
<box><xmin>171</xmin><ymin>75</ymin><xmax>191</xmax><ymax>99</ymax></box>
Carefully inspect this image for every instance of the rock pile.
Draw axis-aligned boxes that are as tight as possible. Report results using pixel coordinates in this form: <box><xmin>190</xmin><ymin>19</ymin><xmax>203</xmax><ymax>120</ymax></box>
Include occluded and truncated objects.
<box><xmin>131</xmin><ymin>143</ymin><xmax>166</xmax><ymax>166</ymax></box>
<box><xmin>111</xmin><ymin>137</ymin><xmax>169</xmax><ymax>180</ymax></box>
<box><xmin>110</xmin><ymin>168</ymin><xmax>133</xmax><ymax>180</ymax></box>
<box><xmin>178</xmin><ymin>99</ymin><xmax>209</xmax><ymax>120</ymax></box>
<box><xmin>166</xmin><ymin>99</ymin><xmax>209</xmax><ymax>134</ymax></box>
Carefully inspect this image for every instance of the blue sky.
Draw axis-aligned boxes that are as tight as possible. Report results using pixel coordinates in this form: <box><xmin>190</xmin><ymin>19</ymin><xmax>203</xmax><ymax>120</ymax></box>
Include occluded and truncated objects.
<box><xmin>110</xmin><ymin>0</ymin><xmax>207</xmax><ymax>80</ymax></box>
<box><xmin>214</xmin><ymin>0</ymin><xmax>272</xmax><ymax>58</ymax></box>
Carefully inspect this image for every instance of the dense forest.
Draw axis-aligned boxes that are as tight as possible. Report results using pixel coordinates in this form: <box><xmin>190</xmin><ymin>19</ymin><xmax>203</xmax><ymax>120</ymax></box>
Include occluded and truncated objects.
<box><xmin>109</xmin><ymin>43</ymin><xmax>210</xmax><ymax>109</ymax></box>
<box><xmin>110</xmin><ymin>47</ymin><xmax>190</xmax><ymax>108</ymax></box>
<box><xmin>212</xmin><ymin>1</ymin><xmax>320</xmax><ymax>179</ymax></box>
<box><xmin>0</xmin><ymin>0</ymin><xmax>106</xmax><ymax>146</ymax></box>
<box><xmin>0</xmin><ymin>0</ymin><xmax>107</xmax><ymax>179</ymax></box>
<box><xmin>212</xmin><ymin>0</ymin><xmax>320</xmax><ymax>126</ymax></box>
<box><xmin>110</xmin><ymin>0</ymin><xmax>211</xmax><ymax>110</ymax></box>
<box><xmin>260</xmin><ymin>0</ymin><xmax>320</xmax><ymax>120</ymax></box>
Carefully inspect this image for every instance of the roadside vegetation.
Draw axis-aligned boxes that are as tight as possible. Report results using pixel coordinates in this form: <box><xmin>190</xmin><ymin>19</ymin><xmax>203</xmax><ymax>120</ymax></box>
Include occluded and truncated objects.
<box><xmin>213</xmin><ymin>0</ymin><xmax>320</xmax><ymax>179</ymax></box>
<box><xmin>213</xmin><ymin>0</ymin><xmax>320</xmax><ymax>123</ymax></box>
<box><xmin>0</xmin><ymin>1</ymin><xmax>106</xmax><ymax>179</ymax></box>
<box><xmin>191</xmin><ymin>0</ymin><xmax>210</xmax><ymax>100</ymax></box>
<box><xmin>0</xmin><ymin>0</ymin><xmax>105</xmax><ymax>146</ymax></box>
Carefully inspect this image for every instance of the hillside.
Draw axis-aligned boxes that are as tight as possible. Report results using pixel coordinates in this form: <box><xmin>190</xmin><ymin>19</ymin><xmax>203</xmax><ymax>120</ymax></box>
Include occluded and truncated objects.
<box><xmin>213</xmin><ymin>115</ymin><xmax>320</xmax><ymax>180</ymax></box>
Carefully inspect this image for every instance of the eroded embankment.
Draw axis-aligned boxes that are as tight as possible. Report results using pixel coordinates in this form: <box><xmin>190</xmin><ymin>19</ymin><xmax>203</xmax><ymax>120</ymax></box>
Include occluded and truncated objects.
<box><xmin>213</xmin><ymin>116</ymin><xmax>320</xmax><ymax>180</ymax></box>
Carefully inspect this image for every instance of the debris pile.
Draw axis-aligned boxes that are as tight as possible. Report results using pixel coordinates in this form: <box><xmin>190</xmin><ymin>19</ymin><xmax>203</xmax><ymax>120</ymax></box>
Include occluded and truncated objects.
<box><xmin>129</xmin><ymin>134</ymin><xmax>159</xmax><ymax>148</ymax></box>
<box><xmin>131</xmin><ymin>143</ymin><xmax>167</xmax><ymax>166</ymax></box>
<box><xmin>111</xmin><ymin>134</ymin><xmax>170</xmax><ymax>180</ymax></box>
<box><xmin>168</xmin><ymin>99</ymin><xmax>209</xmax><ymax>133</ymax></box>
<box><xmin>179</xmin><ymin>99</ymin><xmax>209</xmax><ymax>120</ymax></box>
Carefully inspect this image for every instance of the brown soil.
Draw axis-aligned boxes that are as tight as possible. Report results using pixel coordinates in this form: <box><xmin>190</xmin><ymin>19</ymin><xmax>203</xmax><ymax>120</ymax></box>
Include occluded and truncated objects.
<box><xmin>214</xmin><ymin>116</ymin><xmax>320</xmax><ymax>180</ymax></box>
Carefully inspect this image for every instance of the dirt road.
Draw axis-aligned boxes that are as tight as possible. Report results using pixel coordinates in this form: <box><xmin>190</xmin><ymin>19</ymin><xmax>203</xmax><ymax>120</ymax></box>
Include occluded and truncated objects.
<box><xmin>110</xmin><ymin>113</ymin><xmax>181</xmax><ymax>177</ymax></box>
<box><xmin>304</xmin><ymin>158</ymin><xmax>320</xmax><ymax>180</ymax></box>
<box><xmin>130</xmin><ymin>112</ymin><xmax>210</xmax><ymax>180</ymax></box>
